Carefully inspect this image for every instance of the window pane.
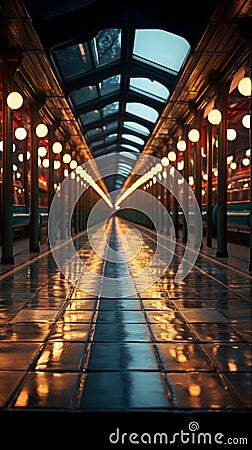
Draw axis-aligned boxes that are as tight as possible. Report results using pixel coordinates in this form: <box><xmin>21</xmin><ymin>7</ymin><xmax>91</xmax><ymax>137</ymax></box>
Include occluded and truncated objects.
<box><xmin>54</xmin><ymin>43</ymin><xmax>92</xmax><ymax>79</ymax></box>
<box><xmin>122</xmin><ymin>134</ymin><xmax>145</xmax><ymax>145</ymax></box>
<box><xmin>71</xmin><ymin>85</ymin><xmax>98</xmax><ymax>106</ymax></box>
<box><xmin>103</xmin><ymin>102</ymin><xmax>119</xmax><ymax>117</ymax></box>
<box><xmin>125</xmin><ymin>102</ymin><xmax>159</xmax><ymax>122</ymax></box>
<box><xmin>96</xmin><ymin>29</ymin><xmax>122</xmax><ymax>66</ymax></box>
<box><xmin>133</xmin><ymin>29</ymin><xmax>190</xmax><ymax>73</ymax></box>
<box><xmin>124</xmin><ymin>121</ymin><xmax>150</xmax><ymax>136</ymax></box>
<box><xmin>130</xmin><ymin>77</ymin><xmax>169</xmax><ymax>101</ymax></box>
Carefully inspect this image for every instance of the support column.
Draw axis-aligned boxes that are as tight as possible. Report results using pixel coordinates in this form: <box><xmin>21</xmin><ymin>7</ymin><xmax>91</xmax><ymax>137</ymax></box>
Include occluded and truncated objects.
<box><xmin>206</xmin><ymin>121</ymin><xmax>213</xmax><ymax>248</ymax></box>
<box><xmin>1</xmin><ymin>51</ymin><xmax>21</xmax><ymax>264</ymax></box>
<box><xmin>249</xmin><ymin>65</ymin><xmax>252</xmax><ymax>271</ymax></box>
<box><xmin>208</xmin><ymin>71</ymin><xmax>230</xmax><ymax>257</ymax></box>
<box><xmin>188</xmin><ymin>102</ymin><xmax>203</xmax><ymax>249</ymax></box>
<box><xmin>216</xmin><ymin>84</ymin><xmax>229</xmax><ymax>258</ymax></box>
<box><xmin>240</xmin><ymin>18</ymin><xmax>252</xmax><ymax>271</ymax></box>
<box><xmin>29</xmin><ymin>102</ymin><xmax>40</xmax><ymax>253</ymax></box>
<box><xmin>1</xmin><ymin>91</ymin><xmax>14</xmax><ymax>264</ymax></box>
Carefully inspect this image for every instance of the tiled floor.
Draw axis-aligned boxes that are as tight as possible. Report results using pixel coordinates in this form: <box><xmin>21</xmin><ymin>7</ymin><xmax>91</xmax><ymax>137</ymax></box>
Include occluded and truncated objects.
<box><xmin>0</xmin><ymin>218</ymin><xmax>251</xmax><ymax>444</ymax></box>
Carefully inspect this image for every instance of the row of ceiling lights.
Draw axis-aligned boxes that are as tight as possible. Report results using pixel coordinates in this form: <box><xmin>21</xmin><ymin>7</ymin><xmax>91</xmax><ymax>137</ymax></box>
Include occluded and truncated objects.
<box><xmin>4</xmin><ymin>73</ymin><xmax>251</xmax><ymax>209</ymax></box>
<box><xmin>6</xmin><ymin>73</ymin><xmax>251</xmax><ymax>153</ymax></box>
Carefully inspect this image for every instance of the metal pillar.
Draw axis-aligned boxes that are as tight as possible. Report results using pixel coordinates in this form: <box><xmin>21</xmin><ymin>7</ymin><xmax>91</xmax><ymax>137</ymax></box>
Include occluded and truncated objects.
<box><xmin>1</xmin><ymin>92</ymin><xmax>14</xmax><ymax>264</ymax></box>
<box><xmin>239</xmin><ymin>17</ymin><xmax>252</xmax><ymax>271</ymax></box>
<box><xmin>216</xmin><ymin>84</ymin><xmax>229</xmax><ymax>258</ymax></box>
<box><xmin>182</xmin><ymin>133</ymin><xmax>189</xmax><ymax>243</ymax></box>
<box><xmin>195</xmin><ymin>114</ymin><xmax>203</xmax><ymax>250</ymax></box>
<box><xmin>206</xmin><ymin>121</ymin><xmax>213</xmax><ymax>248</ymax></box>
<box><xmin>29</xmin><ymin>103</ymin><xmax>40</xmax><ymax>253</ymax></box>
<box><xmin>249</xmin><ymin>61</ymin><xmax>252</xmax><ymax>271</ymax></box>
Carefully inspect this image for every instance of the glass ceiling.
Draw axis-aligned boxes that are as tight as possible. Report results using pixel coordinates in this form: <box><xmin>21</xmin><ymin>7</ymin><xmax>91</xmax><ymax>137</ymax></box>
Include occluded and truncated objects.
<box><xmin>51</xmin><ymin>28</ymin><xmax>190</xmax><ymax>191</ymax></box>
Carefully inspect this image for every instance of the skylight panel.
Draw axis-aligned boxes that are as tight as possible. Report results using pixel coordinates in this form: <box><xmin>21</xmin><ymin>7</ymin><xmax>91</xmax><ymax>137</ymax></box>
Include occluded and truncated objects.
<box><xmin>124</xmin><ymin>121</ymin><xmax>150</xmax><ymax>136</ymax></box>
<box><xmin>95</xmin><ymin>29</ymin><xmax>122</xmax><ymax>66</ymax></box>
<box><xmin>122</xmin><ymin>134</ymin><xmax>145</xmax><ymax>145</ymax></box>
<box><xmin>81</xmin><ymin>109</ymin><xmax>100</xmax><ymax>125</ymax></box>
<box><xmin>103</xmin><ymin>101</ymin><xmax>119</xmax><ymax>117</ymax></box>
<box><xmin>120</xmin><ymin>151</ymin><xmax>138</xmax><ymax>160</ymax></box>
<box><xmin>125</xmin><ymin>102</ymin><xmax>159</xmax><ymax>122</ymax></box>
<box><xmin>133</xmin><ymin>29</ymin><xmax>190</xmax><ymax>73</ymax></box>
<box><xmin>85</xmin><ymin>128</ymin><xmax>103</xmax><ymax>138</ymax></box>
<box><xmin>70</xmin><ymin>75</ymin><xmax>121</xmax><ymax>107</ymax></box>
<box><xmin>121</xmin><ymin>144</ymin><xmax>140</xmax><ymax>152</ymax></box>
<box><xmin>130</xmin><ymin>77</ymin><xmax>169</xmax><ymax>102</ymax></box>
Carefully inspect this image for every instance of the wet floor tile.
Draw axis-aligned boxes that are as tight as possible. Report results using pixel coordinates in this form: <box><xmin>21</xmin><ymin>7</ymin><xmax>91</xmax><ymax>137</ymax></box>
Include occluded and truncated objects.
<box><xmin>0</xmin><ymin>342</ymin><xmax>41</xmax><ymax>370</ymax></box>
<box><xmin>49</xmin><ymin>322</ymin><xmax>91</xmax><ymax>341</ymax></box>
<box><xmin>145</xmin><ymin>310</ymin><xmax>183</xmax><ymax>324</ymax></box>
<box><xmin>150</xmin><ymin>323</ymin><xmax>195</xmax><ymax>342</ymax></box>
<box><xmin>156</xmin><ymin>343</ymin><xmax>213</xmax><ymax>371</ymax></box>
<box><xmin>60</xmin><ymin>310</ymin><xmax>95</xmax><ymax>323</ymax></box>
<box><xmin>170</xmin><ymin>299</ymin><xmax>211</xmax><ymax>308</ymax></box>
<box><xmin>0</xmin><ymin>297</ymin><xmax>29</xmax><ymax>306</ymax></box>
<box><xmin>0</xmin><ymin>323</ymin><xmax>52</xmax><ymax>341</ymax></box>
<box><xmin>96</xmin><ymin>310</ymin><xmax>145</xmax><ymax>323</ymax></box>
<box><xmin>87</xmin><ymin>342</ymin><xmax>158</xmax><ymax>371</ymax></box>
<box><xmin>0</xmin><ymin>371</ymin><xmax>26</xmax><ymax>407</ymax></box>
<box><xmin>232</xmin><ymin>321</ymin><xmax>252</xmax><ymax>343</ymax></box>
<box><xmin>0</xmin><ymin>310</ymin><xmax>20</xmax><ymax>322</ymax></box>
<box><xmin>13</xmin><ymin>371</ymin><xmax>79</xmax><ymax>409</ymax></box>
<box><xmin>189</xmin><ymin>323</ymin><xmax>243</xmax><ymax>342</ymax></box>
<box><xmin>79</xmin><ymin>371</ymin><xmax>171</xmax><ymax>410</ymax></box>
<box><xmin>66</xmin><ymin>300</ymin><xmax>97</xmax><ymax>310</ymax></box>
<box><xmin>218</xmin><ymin>308</ymin><xmax>252</xmax><ymax>322</ymax></box>
<box><xmin>142</xmin><ymin>299</ymin><xmax>171</xmax><ymax>310</ymax></box>
<box><xmin>71</xmin><ymin>290</ymin><xmax>98</xmax><ymax>299</ymax></box>
<box><xmin>180</xmin><ymin>308</ymin><xmax>228</xmax><ymax>323</ymax></box>
<box><xmin>93</xmin><ymin>323</ymin><xmax>151</xmax><ymax>342</ymax></box>
<box><xmin>28</xmin><ymin>298</ymin><xmax>66</xmax><ymax>308</ymax></box>
<box><xmin>224</xmin><ymin>372</ymin><xmax>252</xmax><ymax>408</ymax></box>
<box><xmin>167</xmin><ymin>372</ymin><xmax>242</xmax><ymax>409</ymax></box>
<box><xmin>35</xmin><ymin>341</ymin><xmax>87</xmax><ymax>371</ymax></box>
<box><xmin>10</xmin><ymin>308</ymin><xmax>59</xmax><ymax>323</ymax></box>
<box><xmin>202</xmin><ymin>343</ymin><xmax>252</xmax><ymax>372</ymax></box>
<box><xmin>140</xmin><ymin>290</ymin><xmax>167</xmax><ymax>299</ymax></box>
<box><xmin>98</xmin><ymin>299</ymin><xmax>141</xmax><ymax>310</ymax></box>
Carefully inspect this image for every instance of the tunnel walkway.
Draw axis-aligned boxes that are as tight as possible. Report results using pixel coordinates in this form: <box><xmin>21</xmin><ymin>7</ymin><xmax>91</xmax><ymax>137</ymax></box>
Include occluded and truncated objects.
<box><xmin>0</xmin><ymin>217</ymin><xmax>251</xmax><ymax>444</ymax></box>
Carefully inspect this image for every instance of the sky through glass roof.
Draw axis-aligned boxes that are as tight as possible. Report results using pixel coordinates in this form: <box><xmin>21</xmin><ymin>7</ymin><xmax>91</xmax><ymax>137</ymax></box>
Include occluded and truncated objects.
<box><xmin>51</xmin><ymin>27</ymin><xmax>190</xmax><ymax>191</ymax></box>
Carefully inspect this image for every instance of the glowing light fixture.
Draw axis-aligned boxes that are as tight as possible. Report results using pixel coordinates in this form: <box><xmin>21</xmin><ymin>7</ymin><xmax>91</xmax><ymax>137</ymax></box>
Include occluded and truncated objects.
<box><xmin>35</xmin><ymin>123</ymin><xmax>48</xmax><ymax>138</ymax></box>
<box><xmin>230</xmin><ymin>162</ymin><xmax>237</xmax><ymax>170</ymax></box>
<box><xmin>54</xmin><ymin>160</ymin><xmax>61</xmax><ymax>170</ymax></box>
<box><xmin>242</xmin><ymin>114</ymin><xmax>250</xmax><ymax>129</ymax></box>
<box><xmin>242</xmin><ymin>157</ymin><xmax>250</xmax><ymax>167</ymax></box>
<box><xmin>227</xmin><ymin>128</ymin><xmax>237</xmax><ymax>141</ymax></box>
<box><xmin>207</xmin><ymin>108</ymin><xmax>222</xmax><ymax>125</ymax></box>
<box><xmin>177</xmin><ymin>139</ymin><xmax>186</xmax><ymax>151</ymax></box>
<box><xmin>188</xmin><ymin>128</ymin><xmax>200</xmax><ymax>143</ymax></box>
<box><xmin>42</xmin><ymin>158</ymin><xmax>49</xmax><ymax>168</ymax></box>
<box><xmin>168</xmin><ymin>150</ymin><xmax>176</xmax><ymax>161</ymax></box>
<box><xmin>238</xmin><ymin>77</ymin><xmax>251</xmax><ymax>96</ymax></box>
<box><xmin>7</xmin><ymin>91</ymin><xmax>23</xmax><ymax>110</ymax></box>
<box><xmin>38</xmin><ymin>146</ymin><xmax>47</xmax><ymax>157</ymax></box>
<box><xmin>161</xmin><ymin>156</ymin><xmax>169</xmax><ymax>166</ymax></box>
<box><xmin>70</xmin><ymin>159</ymin><xmax>77</xmax><ymax>170</ymax></box>
<box><xmin>15</xmin><ymin>127</ymin><xmax>27</xmax><ymax>140</ymax></box>
<box><xmin>52</xmin><ymin>141</ymin><xmax>63</xmax><ymax>154</ymax></box>
<box><xmin>63</xmin><ymin>153</ymin><xmax>71</xmax><ymax>164</ymax></box>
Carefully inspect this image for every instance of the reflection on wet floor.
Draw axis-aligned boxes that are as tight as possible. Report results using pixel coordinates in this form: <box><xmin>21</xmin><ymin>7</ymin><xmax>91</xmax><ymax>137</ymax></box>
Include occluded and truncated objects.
<box><xmin>0</xmin><ymin>217</ymin><xmax>251</xmax><ymax>413</ymax></box>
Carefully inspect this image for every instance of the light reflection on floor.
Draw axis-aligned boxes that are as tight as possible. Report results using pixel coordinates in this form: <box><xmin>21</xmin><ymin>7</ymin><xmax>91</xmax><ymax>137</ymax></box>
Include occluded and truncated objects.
<box><xmin>0</xmin><ymin>217</ymin><xmax>251</xmax><ymax>413</ymax></box>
